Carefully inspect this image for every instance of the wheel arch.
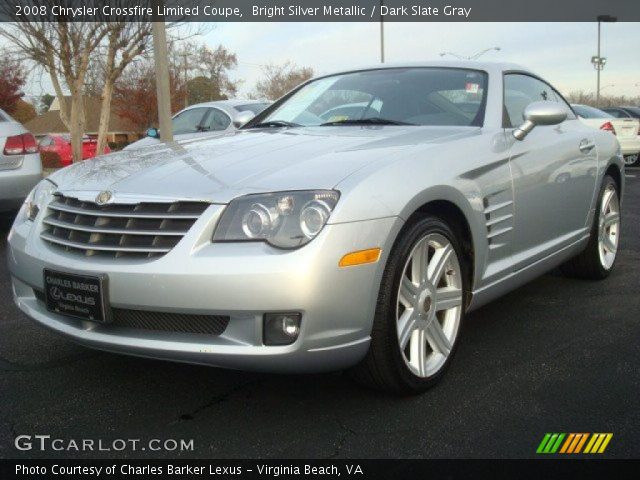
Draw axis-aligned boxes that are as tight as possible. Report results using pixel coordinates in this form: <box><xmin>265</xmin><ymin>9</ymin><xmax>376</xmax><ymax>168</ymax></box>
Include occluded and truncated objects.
<box><xmin>605</xmin><ymin>162</ymin><xmax>622</xmax><ymax>196</ymax></box>
<box><xmin>396</xmin><ymin>186</ymin><xmax>483</xmax><ymax>299</ymax></box>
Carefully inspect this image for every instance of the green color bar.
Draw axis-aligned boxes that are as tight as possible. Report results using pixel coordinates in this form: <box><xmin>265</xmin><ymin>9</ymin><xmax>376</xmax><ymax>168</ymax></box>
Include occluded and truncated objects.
<box><xmin>550</xmin><ymin>433</ymin><xmax>566</xmax><ymax>453</ymax></box>
<box><xmin>543</xmin><ymin>434</ymin><xmax>559</xmax><ymax>453</ymax></box>
<box><xmin>537</xmin><ymin>433</ymin><xmax>552</xmax><ymax>454</ymax></box>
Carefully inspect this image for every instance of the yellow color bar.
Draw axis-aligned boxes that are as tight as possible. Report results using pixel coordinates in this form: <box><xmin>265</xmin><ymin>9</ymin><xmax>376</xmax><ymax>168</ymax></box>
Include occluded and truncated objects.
<box><xmin>597</xmin><ymin>434</ymin><xmax>613</xmax><ymax>453</ymax></box>
<box><xmin>583</xmin><ymin>434</ymin><xmax>599</xmax><ymax>454</ymax></box>
<box><xmin>590</xmin><ymin>434</ymin><xmax>606</xmax><ymax>453</ymax></box>
<box><xmin>339</xmin><ymin>248</ymin><xmax>381</xmax><ymax>267</ymax></box>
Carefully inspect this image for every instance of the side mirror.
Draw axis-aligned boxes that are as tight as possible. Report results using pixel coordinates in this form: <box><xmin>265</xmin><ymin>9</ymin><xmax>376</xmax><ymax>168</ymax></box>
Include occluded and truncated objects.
<box><xmin>513</xmin><ymin>101</ymin><xmax>567</xmax><ymax>140</ymax></box>
<box><xmin>146</xmin><ymin>127</ymin><xmax>159</xmax><ymax>139</ymax></box>
<box><xmin>233</xmin><ymin>111</ymin><xmax>255</xmax><ymax>128</ymax></box>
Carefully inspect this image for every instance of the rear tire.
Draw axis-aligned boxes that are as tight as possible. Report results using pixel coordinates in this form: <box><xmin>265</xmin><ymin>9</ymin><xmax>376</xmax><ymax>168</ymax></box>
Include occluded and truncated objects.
<box><xmin>560</xmin><ymin>175</ymin><xmax>621</xmax><ymax>279</ymax></box>
<box><xmin>350</xmin><ymin>215</ymin><xmax>469</xmax><ymax>394</ymax></box>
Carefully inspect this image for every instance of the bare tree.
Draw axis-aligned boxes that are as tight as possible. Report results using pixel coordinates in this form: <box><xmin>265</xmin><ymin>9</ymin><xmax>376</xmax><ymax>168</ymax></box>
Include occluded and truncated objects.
<box><xmin>252</xmin><ymin>62</ymin><xmax>314</xmax><ymax>100</ymax></box>
<box><xmin>94</xmin><ymin>22</ymin><xmax>154</xmax><ymax>154</ymax></box>
<box><xmin>197</xmin><ymin>44</ymin><xmax>239</xmax><ymax>99</ymax></box>
<box><xmin>0</xmin><ymin>17</ymin><xmax>108</xmax><ymax>161</ymax></box>
<box><xmin>170</xmin><ymin>42</ymin><xmax>239</xmax><ymax>106</ymax></box>
<box><xmin>566</xmin><ymin>90</ymin><xmax>640</xmax><ymax>108</ymax></box>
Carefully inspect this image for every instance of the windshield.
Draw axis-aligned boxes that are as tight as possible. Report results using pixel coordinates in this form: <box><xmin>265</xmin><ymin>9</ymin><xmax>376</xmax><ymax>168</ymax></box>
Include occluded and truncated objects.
<box><xmin>257</xmin><ymin>68</ymin><xmax>488</xmax><ymax>127</ymax></box>
<box><xmin>572</xmin><ymin>105</ymin><xmax>613</xmax><ymax>119</ymax></box>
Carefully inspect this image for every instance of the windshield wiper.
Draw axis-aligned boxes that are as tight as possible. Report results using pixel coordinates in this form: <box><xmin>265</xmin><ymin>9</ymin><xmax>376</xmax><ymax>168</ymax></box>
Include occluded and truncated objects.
<box><xmin>248</xmin><ymin>120</ymin><xmax>301</xmax><ymax>129</ymax></box>
<box><xmin>320</xmin><ymin>117</ymin><xmax>414</xmax><ymax>126</ymax></box>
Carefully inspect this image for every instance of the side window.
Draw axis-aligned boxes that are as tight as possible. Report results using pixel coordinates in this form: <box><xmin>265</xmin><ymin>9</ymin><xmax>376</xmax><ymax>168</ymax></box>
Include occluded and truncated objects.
<box><xmin>551</xmin><ymin>90</ymin><xmax>577</xmax><ymax>120</ymax></box>
<box><xmin>604</xmin><ymin>109</ymin><xmax>626</xmax><ymax>118</ymax></box>
<box><xmin>202</xmin><ymin>108</ymin><xmax>231</xmax><ymax>131</ymax></box>
<box><xmin>171</xmin><ymin>108</ymin><xmax>208</xmax><ymax>135</ymax></box>
<box><xmin>503</xmin><ymin>74</ymin><xmax>566</xmax><ymax>127</ymax></box>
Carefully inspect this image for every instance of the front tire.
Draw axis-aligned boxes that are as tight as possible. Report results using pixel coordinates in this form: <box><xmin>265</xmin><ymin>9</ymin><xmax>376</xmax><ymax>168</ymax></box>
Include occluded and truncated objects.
<box><xmin>560</xmin><ymin>174</ymin><xmax>621</xmax><ymax>279</ymax></box>
<box><xmin>350</xmin><ymin>215</ymin><xmax>468</xmax><ymax>394</ymax></box>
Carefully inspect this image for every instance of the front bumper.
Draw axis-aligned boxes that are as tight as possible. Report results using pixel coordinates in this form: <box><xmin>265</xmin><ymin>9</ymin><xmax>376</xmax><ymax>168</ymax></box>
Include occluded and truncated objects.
<box><xmin>8</xmin><ymin>204</ymin><xmax>401</xmax><ymax>373</ymax></box>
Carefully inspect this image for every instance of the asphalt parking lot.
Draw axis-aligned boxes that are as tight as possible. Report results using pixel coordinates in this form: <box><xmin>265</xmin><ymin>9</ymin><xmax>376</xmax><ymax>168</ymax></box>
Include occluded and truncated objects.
<box><xmin>1</xmin><ymin>171</ymin><xmax>639</xmax><ymax>460</ymax></box>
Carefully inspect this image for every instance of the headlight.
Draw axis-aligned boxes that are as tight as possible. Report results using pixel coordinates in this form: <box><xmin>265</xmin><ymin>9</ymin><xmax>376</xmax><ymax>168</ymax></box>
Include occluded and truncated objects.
<box><xmin>213</xmin><ymin>190</ymin><xmax>340</xmax><ymax>249</ymax></box>
<box><xmin>24</xmin><ymin>179</ymin><xmax>57</xmax><ymax>222</ymax></box>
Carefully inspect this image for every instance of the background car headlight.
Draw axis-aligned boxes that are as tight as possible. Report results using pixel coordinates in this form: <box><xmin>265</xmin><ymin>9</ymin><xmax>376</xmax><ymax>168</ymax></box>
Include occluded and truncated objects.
<box><xmin>213</xmin><ymin>190</ymin><xmax>339</xmax><ymax>249</ymax></box>
<box><xmin>24</xmin><ymin>179</ymin><xmax>57</xmax><ymax>222</ymax></box>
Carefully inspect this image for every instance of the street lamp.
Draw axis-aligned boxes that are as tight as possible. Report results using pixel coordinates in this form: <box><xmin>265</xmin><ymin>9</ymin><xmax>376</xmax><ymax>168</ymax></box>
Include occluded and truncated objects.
<box><xmin>592</xmin><ymin>14</ymin><xmax>617</xmax><ymax>106</ymax></box>
<box><xmin>439</xmin><ymin>47</ymin><xmax>501</xmax><ymax>60</ymax></box>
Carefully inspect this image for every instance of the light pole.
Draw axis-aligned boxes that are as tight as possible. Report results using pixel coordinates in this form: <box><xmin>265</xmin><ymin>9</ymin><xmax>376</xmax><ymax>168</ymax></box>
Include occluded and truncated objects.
<box><xmin>439</xmin><ymin>47</ymin><xmax>501</xmax><ymax>60</ymax></box>
<box><xmin>592</xmin><ymin>15</ymin><xmax>617</xmax><ymax>106</ymax></box>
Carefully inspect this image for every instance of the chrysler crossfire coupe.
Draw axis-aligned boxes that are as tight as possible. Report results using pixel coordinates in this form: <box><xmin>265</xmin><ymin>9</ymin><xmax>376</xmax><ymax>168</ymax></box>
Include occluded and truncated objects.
<box><xmin>8</xmin><ymin>62</ymin><xmax>623</xmax><ymax>393</ymax></box>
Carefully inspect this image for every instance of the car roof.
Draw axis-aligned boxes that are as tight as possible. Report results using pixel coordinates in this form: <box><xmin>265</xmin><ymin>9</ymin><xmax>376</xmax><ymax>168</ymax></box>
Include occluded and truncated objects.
<box><xmin>317</xmin><ymin>60</ymin><xmax>533</xmax><ymax>78</ymax></box>
<box><xmin>182</xmin><ymin>99</ymin><xmax>270</xmax><ymax>110</ymax></box>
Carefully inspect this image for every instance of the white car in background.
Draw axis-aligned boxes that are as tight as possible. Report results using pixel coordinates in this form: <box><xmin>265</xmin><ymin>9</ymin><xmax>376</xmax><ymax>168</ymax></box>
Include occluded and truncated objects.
<box><xmin>124</xmin><ymin>99</ymin><xmax>271</xmax><ymax>150</ymax></box>
<box><xmin>0</xmin><ymin>109</ymin><xmax>42</xmax><ymax>213</ymax></box>
<box><xmin>572</xmin><ymin>104</ymin><xmax>640</xmax><ymax>166</ymax></box>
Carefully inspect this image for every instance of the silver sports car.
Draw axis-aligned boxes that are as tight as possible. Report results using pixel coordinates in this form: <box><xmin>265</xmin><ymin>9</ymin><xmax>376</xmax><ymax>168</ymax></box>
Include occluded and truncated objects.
<box><xmin>8</xmin><ymin>62</ymin><xmax>623</xmax><ymax>393</ymax></box>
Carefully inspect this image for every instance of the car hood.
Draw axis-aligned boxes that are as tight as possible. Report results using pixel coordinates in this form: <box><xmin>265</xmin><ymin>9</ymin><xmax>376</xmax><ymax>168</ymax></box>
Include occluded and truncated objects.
<box><xmin>50</xmin><ymin>126</ymin><xmax>478</xmax><ymax>204</ymax></box>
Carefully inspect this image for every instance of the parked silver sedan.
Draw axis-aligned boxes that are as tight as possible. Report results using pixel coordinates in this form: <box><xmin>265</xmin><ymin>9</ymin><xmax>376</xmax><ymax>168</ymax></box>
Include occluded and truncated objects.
<box><xmin>0</xmin><ymin>109</ymin><xmax>42</xmax><ymax>212</ymax></box>
<box><xmin>123</xmin><ymin>99</ymin><xmax>271</xmax><ymax>150</ymax></box>
<box><xmin>8</xmin><ymin>62</ymin><xmax>623</xmax><ymax>393</ymax></box>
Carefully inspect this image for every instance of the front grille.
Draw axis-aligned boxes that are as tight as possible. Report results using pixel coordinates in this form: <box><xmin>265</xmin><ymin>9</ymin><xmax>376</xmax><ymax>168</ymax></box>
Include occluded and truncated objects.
<box><xmin>33</xmin><ymin>290</ymin><xmax>229</xmax><ymax>336</ymax></box>
<box><xmin>41</xmin><ymin>194</ymin><xmax>209</xmax><ymax>259</ymax></box>
<box><xmin>109</xmin><ymin>309</ymin><xmax>229</xmax><ymax>335</ymax></box>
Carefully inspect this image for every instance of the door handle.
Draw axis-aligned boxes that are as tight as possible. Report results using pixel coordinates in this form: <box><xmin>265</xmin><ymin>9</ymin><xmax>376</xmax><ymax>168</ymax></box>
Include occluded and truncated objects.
<box><xmin>579</xmin><ymin>139</ymin><xmax>595</xmax><ymax>153</ymax></box>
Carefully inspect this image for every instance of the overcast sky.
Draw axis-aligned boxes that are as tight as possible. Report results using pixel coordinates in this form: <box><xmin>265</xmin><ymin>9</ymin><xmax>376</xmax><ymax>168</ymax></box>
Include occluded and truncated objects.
<box><xmin>19</xmin><ymin>21</ymin><xmax>639</xmax><ymax>100</ymax></box>
<box><xmin>207</xmin><ymin>21</ymin><xmax>638</xmax><ymax>98</ymax></box>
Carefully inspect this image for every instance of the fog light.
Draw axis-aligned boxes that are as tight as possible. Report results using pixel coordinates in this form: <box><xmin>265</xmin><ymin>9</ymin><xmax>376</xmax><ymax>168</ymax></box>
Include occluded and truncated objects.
<box><xmin>263</xmin><ymin>313</ymin><xmax>301</xmax><ymax>345</ymax></box>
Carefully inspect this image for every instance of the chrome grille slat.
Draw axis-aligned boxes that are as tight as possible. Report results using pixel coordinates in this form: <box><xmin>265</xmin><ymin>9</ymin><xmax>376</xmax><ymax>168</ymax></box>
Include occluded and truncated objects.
<box><xmin>41</xmin><ymin>231</ymin><xmax>173</xmax><ymax>253</ymax></box>
<box><xmin>48</xmin><ymin>201</ymin><xmax>202</xmax><ymax>219</ymax></box>
<box><xmin>40</xmin><ymin>194</ymin><xmax>208</xmax><ymax>259</ymax></box>
<box><xmin>42</xmin><ymin>217</ymin><xmax>187</xmax><ymax>236</ymax></box>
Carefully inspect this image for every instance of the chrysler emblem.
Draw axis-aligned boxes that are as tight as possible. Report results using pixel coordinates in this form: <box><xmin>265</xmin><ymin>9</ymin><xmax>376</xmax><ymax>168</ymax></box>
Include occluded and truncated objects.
<box><xmin>95</xmin><ymin>191</ymin><xmax>113</xmax><ymax>205</ymax></box>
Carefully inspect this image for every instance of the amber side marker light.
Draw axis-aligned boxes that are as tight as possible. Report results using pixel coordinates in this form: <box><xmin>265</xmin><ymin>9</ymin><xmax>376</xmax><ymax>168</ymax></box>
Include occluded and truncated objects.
<box><xmin>339</xmin><ymin>248</ymin><xmax>382</xmax><ymax>267</ymax></box>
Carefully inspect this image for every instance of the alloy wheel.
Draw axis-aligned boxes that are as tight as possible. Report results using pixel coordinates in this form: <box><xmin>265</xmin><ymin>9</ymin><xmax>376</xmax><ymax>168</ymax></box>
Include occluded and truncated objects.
<box><xmin>598</xmin><ymin>184</ymin><xmax>620</xmax><ymax>270</ymax></box>
<box><xmin>396</xmin><ymin>233</ymin><xmax>463</xmax><ymax>378</ymax></box>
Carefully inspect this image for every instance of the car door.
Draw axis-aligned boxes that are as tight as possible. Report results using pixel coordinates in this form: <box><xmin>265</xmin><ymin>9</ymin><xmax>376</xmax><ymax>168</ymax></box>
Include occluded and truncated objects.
<box><xmin>504</xmin><ymin>73</ymin><xmax>598</xmax><ymax>270</ymax></box>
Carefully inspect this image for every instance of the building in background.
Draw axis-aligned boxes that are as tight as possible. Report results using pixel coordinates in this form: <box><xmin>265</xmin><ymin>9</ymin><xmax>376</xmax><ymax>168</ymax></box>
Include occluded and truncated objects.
<box><xmin>25</xmin><ymin>96</ymin><xmax>141</xmax><ymax>146</ymax></box>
